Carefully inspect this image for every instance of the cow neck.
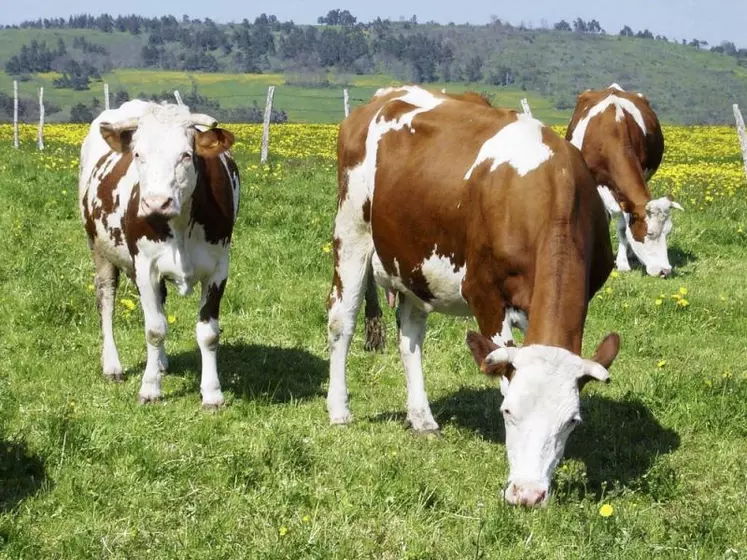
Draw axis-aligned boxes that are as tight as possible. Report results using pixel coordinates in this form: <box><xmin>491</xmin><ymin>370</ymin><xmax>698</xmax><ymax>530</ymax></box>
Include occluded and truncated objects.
<box><xmin>608</xmin><ymin>140</ymin><xmax>652</xmax><ymax>210</ymax></box>
<box><xmin>522</xmin><ymin>230</ymin><xmax>588</xmax><ymax>355</ymax></box>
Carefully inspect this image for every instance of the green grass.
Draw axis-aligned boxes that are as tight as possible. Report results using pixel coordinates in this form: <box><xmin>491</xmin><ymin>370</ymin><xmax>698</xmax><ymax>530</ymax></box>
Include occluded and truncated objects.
<box><xmin>0</xmin><ymin>139</ymin><xmax>746</xmax><ymax>558</ymax></box>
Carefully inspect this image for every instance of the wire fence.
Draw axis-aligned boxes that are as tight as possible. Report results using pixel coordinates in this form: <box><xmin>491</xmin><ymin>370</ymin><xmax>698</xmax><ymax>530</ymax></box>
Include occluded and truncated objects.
<box><xmin>3</xmin><ymin>79</ymin><xmax>376</xmax><ymax>161</ymax></box>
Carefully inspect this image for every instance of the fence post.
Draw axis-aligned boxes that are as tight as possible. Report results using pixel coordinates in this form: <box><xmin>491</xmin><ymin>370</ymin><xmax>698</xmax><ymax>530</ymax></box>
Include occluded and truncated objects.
<box><xmin>174</xmin><ymin>90</ymin><xmax>183</xmax><ymax>106</ymax></box>
<box><xmin>734</xmin><ymin>104</ymin><xmax>747</xmax><ymax>183</ymax></box>
<box><xmin>261</xmin><ymin>85</ymin><xmax>275</xmax><ymax>164</ymax></box>
<box><xmin>343</xmin><ymin>88</ymin><xmax>350</xmax><ymax>118</ymax></box>
<box><xmin>37</xmin><ymin>87</ymin><xmax>44</xmax><ymax>151</ymax></box>
<box><xmin>13</xmin><ymin>80</ymin><xmax>19</xmax><ymax>149</ymax></box>
<box><xmin>520</xmin><ymin>98</ymin><xmax>532</xmax><ymax>117</ymax></box>
<box><xmin>104</xmin><ymin>82</ymin><xmax>110</xmax><ymax>110</ymax></box>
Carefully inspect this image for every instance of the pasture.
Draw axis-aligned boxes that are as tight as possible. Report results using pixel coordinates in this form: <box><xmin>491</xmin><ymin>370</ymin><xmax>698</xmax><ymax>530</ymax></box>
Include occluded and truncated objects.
<box><xmin>0</xmin><ymin>123</ymin><xmax>746</xmax><ymax>558</ymax></box>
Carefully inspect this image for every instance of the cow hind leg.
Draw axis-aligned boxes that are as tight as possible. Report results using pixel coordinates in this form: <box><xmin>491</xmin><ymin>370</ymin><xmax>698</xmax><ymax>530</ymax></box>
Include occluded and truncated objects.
<box><xmin>398</xmin><ymin>295</ymin><xmax>439</xmax><ymax>435</ymax></box>
<box><xmin>94</xmin><ymin>251</ymin><xmax>123</xmax><ymax>381</ymax></box>
<box><xmin>363</xmin><ymin>272</ymin><xmax>385</xmax><ymax>352</ymax></box>
<box><xmin>196</xmin><ymin>263</ymin><xmax>228</xmax><ymax>409</ymax></box>
<box><xmin>327</xmin><ymin>236</ymin><xmax>373</xmax><ymax>425</ymax></box>
<box><xmin>158</xmin><ymin>279</ymin><xmax>169</xmax><ymax>372</ymax></box>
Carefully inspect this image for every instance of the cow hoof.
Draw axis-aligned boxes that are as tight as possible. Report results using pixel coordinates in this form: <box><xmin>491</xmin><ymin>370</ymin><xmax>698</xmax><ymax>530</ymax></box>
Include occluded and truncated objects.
<box><xmin>615</xmin><ymin>262</ymin><xmax>631</xmax><ymax>272</ymax></box>
<box><xmin>139</xmin><ymin>395</ymin><xmax>161</xmax><ymax>405</ymax></box>
<box><xmin>201</xmin><ymin>391</ymin><xmax>225</xmax><ymax>410</ymax></box>
<box><xmin>411</xmin><ymin>428</ymin><xmax>442</xmax><ymax>438</ymax></box>
<box><xmin>104</xmin><ymin>372</ymin><xmax>124</xmax><ymax>383</ymax></box>
<box><xmin>139</xmin><ymin>384</ymin><xmax>162</xmax><ymax>404</ymax></box>
<box><xmin>329</xmin><ymin>412</ymin><xmax>354</xmax><ymax>425</ymax></box>
<box><xmin>202</xmin><ymin>402</ymin><xmax>222</xmax><ymax>412</ymax></box>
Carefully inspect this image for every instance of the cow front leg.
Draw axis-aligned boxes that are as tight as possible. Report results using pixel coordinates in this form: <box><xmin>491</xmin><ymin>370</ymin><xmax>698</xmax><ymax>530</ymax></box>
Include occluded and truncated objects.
<box><xmin>398</xmin><ymin>296</ymin><xmax>439</xmax><ymax>434</ymax></box>
<box><xmin>197</xmin><ymin>264</ymin><xmax>228</xmax><ymax>409</ymax></box>
<box><xmin>93</xmin><ymin>250</ymin><xmax>123</xmax><ymax>380</ymax></box>
<box><xmin>616</xmin><ymin>214</ymin><xmax>632</xmax><ymax>272</ymax></box>
<box><xmin>135</xmin><ymin>266</ymin><xmax>168</xmax><ymax>404</ymax></box>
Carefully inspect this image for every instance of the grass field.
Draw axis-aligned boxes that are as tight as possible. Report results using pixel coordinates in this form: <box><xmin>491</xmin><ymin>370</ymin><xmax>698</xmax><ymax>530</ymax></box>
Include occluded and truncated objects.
<box><xmin>0</xmin><ymin>123</ymin><xmax>746</xmax><ymax>558</ymax></box>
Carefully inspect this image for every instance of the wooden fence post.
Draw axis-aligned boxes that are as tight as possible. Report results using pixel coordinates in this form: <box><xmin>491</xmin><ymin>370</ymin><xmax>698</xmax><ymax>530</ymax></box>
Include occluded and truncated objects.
<box><xmin>520</xmin><ymin>98</ymin><xmax>532</xmax><ymax>117</ymax></box>
<box><xmin>734</xmin><ymin>104</ymin><xmax>747</xmax><ymax>183</ymax></box>
<box><xmin>260</xmin><ymin>86</ymin><xmax>275</xmax><ymax>164</ymax></box>
<box><xmin>343</xmin><ymin>88</ymin><xmax>350</xmax><ymax>118</ymax></box>
<box><xmin>37</xmin><ymin>87</ymin><xmax>44</xmax><ymax>151</ymax></box>
<box><xmin>104</xmin><ymin>82</ymin><xmax>110</xmax><ymax>110</ymax></box>
<box><xmin>13</xmin><ymin>80</ymin><xmax>19</xmax><ymax>149</ymax></box>
<box><xmin>174</xmin><ymin>90</ymin><xmax>183</xmax><ymax>106</ymax></box>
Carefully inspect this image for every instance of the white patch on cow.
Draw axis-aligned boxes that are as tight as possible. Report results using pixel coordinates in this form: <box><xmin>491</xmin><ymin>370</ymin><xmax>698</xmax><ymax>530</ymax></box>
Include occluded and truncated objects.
<box><xmin>418</xmin><ymin>247</ymin><xmax>467</xmax><ymax>313</ymax></box>
<box><xmin>608</xmin><ymin>83</ymin><xmax>624</xmax><ymax>91</ymax></box>
<box><xmin>569</xmin><ymin>94</ymin><xmax>647</xmax><ymax>150</ymax></box>
<box><xmin>464</xmin><ymin>114</ymin><xmax>553</xmax><ymax>180</ymax></box>
<box><xmin>596</xmin><ymin>186</ymin><xmax>622</xmax><ymax>215</ymax></box>
<box><xmin>489</xmin><ymin>344</ymin><xmax>607</xmax><ymax>506</ymax></box>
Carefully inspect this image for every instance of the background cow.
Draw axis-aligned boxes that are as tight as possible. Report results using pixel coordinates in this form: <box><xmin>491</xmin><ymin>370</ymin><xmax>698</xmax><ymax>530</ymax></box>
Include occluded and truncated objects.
<box><xmin>566</xmin><ymin>84</ymin><xmax>683</xmax><ymax>277</ymax></box>
<box><xmin>79</xmin><ymin>100</ymin><xmax>240</xmax><ymax>407</ymax></box>
<box><xmin>327</xmin><ymin>86</ymin><xmax>620</xmax><ymax>507</ymax></box>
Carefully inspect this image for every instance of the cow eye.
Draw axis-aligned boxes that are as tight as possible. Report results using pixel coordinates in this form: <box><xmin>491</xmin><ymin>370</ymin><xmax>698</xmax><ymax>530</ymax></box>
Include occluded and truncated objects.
<box><xmin>569</xmin><ymin>416</ymin><xmax>582</xmax><ymax>426</ymax></box>
<box><xmin>134</xmin><ymin>152</ymin><xmax>140</xmax><ymax>159</ymax></box>
<box><xmin>181</xmin><ymin>151</ymin><xmax>193</xmax><ymax>161</ymax></box>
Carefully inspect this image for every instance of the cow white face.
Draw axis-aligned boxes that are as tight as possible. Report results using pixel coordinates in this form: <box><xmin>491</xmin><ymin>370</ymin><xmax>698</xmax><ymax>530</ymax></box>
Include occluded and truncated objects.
<box><xmin>99</xmin><ymin>107</ymin><xmax>234</xmax><ymax>219</ymax></box>
<box><xmin>466</xmin><ymin>333</ymin><xmax>619</xmax><ymax>508</ymax></box>
<box><xmin>624</xmin><ymin>197</ymin><xmax>683</xmax><ymax>277</ymax></box>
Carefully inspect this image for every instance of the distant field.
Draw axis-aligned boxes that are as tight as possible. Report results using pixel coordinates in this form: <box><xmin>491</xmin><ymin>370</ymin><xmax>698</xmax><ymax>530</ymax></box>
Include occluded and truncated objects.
<box><xmin>0</xmin><ymin>69</ymin><xmax>569</xmax><ymax>124</ymax></box>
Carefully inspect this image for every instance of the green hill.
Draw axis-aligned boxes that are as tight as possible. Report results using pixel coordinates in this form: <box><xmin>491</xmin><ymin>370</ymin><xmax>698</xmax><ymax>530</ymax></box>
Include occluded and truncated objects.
<box><xmin>0</xmin><ymin>16</ymin><xmax>745</xmax><ymax>124</ymax></box>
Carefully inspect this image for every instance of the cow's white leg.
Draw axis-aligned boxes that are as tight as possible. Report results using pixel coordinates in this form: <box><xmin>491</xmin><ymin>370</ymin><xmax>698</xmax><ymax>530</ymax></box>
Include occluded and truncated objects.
<box><xmin>135</xmin><ymin>263</ymin><xmax>168</xmax><ymax>403</ymax></box>
<box><xmin>615</xmin><ymin>213</ymin><xmax>632</xmax><ymax>271</ymax></box>
<box><xmin>93</xmin><ymin>250</ymin><xmax>123</xmax><ymax>380</ymax></box>
<box><xmin>327</xmin><ymin>239</ymin><xmax>372</xmax><ymax>425</ymax></box>
<box><xmin>197</xmin><ymin>260</ymin><xmax>228</xmax><ymax>409</ymax></box>
<box><xmin>398</xmin><ymin>296</ymin><xmax>439</xmax><ymax>434</ymax></box>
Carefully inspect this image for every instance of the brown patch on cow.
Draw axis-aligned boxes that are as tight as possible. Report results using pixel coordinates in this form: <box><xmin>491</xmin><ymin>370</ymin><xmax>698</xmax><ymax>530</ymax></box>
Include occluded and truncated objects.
<box><xmin>199</xmin><ymin>278</ymin><xmax>227</xmax><ymax>322</ymax></box>
<box><xmin>328</xmin><ymin>237</ymin><xmax>343</xmax><ymax>310</ymax></box>
<box><xmin>190</xmin><ymin>154</ymin><xmax>236</xmax><ymax>245</ymax></box>
<box><xmin>362</xmin><ymin>197</ymin><xmax>371</xmax><ymax>223</ymax></box>
<box><xmin>408</xmin><ymin>267</ymin><xmax>435</xmax><ymax>302</ymax></box>
<box><xmin>123</xmin><ymin>183</ymin><xmax>172</xmax><ymax>255</ymax></box>
<box><xmin>97</xmin><ymin>152</ymin><xmax>131</xmax><ymax>213</ymax></box>
<box><xmin>82</xmin><ymin>187</ymin><xmax>97</xmax><ymax>242</ymax></box>
<box><xmin>110</xmin><ymin>227</ymin><xmax>123</xmax><ymax>246</ymax></box>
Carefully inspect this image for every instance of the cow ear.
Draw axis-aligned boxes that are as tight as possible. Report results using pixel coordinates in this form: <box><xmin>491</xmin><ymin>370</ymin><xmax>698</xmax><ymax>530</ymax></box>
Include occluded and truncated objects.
<box><xmin>578</xmin><ymin>333</ymin><xmax>620</xmax><ymax>390</ymax></box>
<box><xmin>465</xmin><ymin>331</ymin><xmax>515</xmax><ymax>377</ymax></box>
<box><xmin>100</xmin><ymin>123</ymin><xmax>134</xmax><ymax>153</ymax></box>
<box><xmin>195</xmin><ymin>128</ymin><xmax>234</xmax><ymax>157</ymax></box>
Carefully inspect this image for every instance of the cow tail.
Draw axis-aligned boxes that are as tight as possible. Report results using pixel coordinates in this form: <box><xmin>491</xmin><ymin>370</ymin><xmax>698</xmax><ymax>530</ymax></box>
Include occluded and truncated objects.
<box><xmin>363</xmin><ymin>271</ymin><xmax>386</xmax><ymax>352</ymax></box>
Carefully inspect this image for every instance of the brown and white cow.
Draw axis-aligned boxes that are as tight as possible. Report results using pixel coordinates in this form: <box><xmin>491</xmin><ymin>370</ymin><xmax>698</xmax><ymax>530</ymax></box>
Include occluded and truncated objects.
<box><xmin>327</xmin><ymin>86</ymin><xmax>620</xmax><ymax>507</ymax></box>
<box><xmin>566</xmin><ymin>84</ymin><xmax>683</xmax><ymax>277</ymax></box>
<box><xmin>79</xmin><ymin>100</ymin><xmax>240</xmax><ymax>407</ymax></box>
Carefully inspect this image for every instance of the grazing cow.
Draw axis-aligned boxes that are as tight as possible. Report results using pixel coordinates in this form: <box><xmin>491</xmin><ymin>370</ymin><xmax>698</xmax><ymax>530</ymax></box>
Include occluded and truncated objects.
<box><xmin>78</xmin><ymin>100</ymin><xmax>240</xmax><ymax>407</ymax></box>
<box><xmin>327</xmin><ymin>86</ymin><xmax>620</xmax><ymax>507</ymax></box>
<box><xmin>566</xmin><ymin>84</ymin><xmax>683</xmax><ymax>277</ymax></box>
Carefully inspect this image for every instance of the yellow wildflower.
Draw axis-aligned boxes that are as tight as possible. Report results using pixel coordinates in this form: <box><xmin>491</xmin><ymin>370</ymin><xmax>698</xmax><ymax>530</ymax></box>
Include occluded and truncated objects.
<box><xmin>677</xmin><ymin>298</ymin><xmax>689</xmax><ymax>307</ymax></box>
<box><xmin>678</xmin><ymin>287</ymin><xmax>688</xmax><ymax>296</ymax></box>
<box><xmin>302</xmin><ymin>515</ymin><xmax>310</xmax><ymax>523</ymax></box>
<box><xmin>655</xmin><ymin>299</ymin><xmax>663</xmax><ymax>306</ymax></box>
<box><xmin>168</xmin><ymin>314</ymin><xmax>176</xmax><ymax>325</ymax></box>
<box><xmin>599</xmin><ymin>504</ymin><xmax>614</xmax><ymax>518</ymax></box>
<box><xmin>279</xmin><ymin>526</ymin><xmax>288</xmax><ymax>536</ymax></box>
<box><xmin>322</xmin><ymin>242</ymin><xmax>332</xmax><ymax>254</ymax></box>
<box><xmin>120</xmin><ymin>298</ymin><xmax>136</xmax><ymax>311</ymax></box>
<box><xmin>657</xmin><ymin>360</ymin><xmax>667</xmax><ymax>368</ymax></box>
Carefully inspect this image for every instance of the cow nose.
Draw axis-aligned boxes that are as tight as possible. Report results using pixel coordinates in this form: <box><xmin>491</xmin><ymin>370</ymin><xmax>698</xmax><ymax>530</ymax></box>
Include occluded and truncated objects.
<box><xmin>141</xmin><ymin>195</ymin><xmax>177</xmax><ymax>217</ymax></box>
<box><xmin>504</xmin><ymin>483</ymin><xmax>548</xmax><ymax>508</ymax></box>
<box><xmin>659</xmin><ymin>267</ymin><xmax>672</xmax><ymax>278</ymax></box>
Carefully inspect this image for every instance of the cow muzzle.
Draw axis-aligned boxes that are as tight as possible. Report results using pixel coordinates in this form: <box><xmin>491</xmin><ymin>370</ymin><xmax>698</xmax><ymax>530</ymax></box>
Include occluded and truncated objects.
<box><xmin>503</xmin><ymin>481</ymin><xmax>549</xmax><ymax>508</ymax></box>
<box><xmin>139</xmin><ymin>195</ymin><xmax>180</xmax><ymax>218</ymax></box>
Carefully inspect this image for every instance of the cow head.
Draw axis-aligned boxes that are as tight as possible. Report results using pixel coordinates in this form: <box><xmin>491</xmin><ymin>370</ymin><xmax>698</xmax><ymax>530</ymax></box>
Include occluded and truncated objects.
<box><xmin>466</xmin><ymin>332</ymin><xmax>620</xmax><ymax>508</ymax></box>
<box><xmin>99</xmin><ymin>105</ymin><xmax>234</xmax><ymax>219</ymax></box>
<box><xmin>624</xmin><ymin>197</ymin><xmax>684</xmax><ymax>277</ymax></box>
